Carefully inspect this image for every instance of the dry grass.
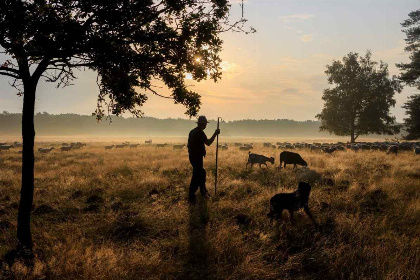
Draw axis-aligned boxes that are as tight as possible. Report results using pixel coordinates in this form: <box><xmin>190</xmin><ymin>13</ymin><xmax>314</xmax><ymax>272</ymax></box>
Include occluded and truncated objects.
<box><xmin>0</xmin><ymin>138</ymin><xmax>419</xmax><ymax>280</ymax></box>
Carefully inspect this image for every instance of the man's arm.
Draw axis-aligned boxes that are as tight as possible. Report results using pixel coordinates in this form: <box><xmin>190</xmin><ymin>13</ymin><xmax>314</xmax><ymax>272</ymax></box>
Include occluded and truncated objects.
<box><xmin>205</xmin><ymin>129</ymin><xmax>220</xmax><ymax>146</ymax></box>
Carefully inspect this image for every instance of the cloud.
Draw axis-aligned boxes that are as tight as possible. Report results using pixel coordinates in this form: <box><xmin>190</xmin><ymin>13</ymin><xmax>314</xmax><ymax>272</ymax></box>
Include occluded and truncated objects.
<box><xmin>300</xmin><ymin>34</ymin><xmax>314</xmax><ymax>43</ymax></box>
<box><xmin>280</xmin><ymin>14</ymin><xmax>314</xmax><ymax>23</ymax></box>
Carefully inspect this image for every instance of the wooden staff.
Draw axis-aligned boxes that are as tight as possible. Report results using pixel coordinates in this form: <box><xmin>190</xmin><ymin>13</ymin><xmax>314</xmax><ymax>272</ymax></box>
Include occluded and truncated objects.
<box><xmin>215</xmin><ymin>117</ymin><xmax>221</xmax><ymax>195</ymax></box>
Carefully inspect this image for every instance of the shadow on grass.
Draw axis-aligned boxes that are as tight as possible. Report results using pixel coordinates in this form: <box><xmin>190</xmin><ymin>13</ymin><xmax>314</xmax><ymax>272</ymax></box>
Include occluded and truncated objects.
<box><xmin>181</xmin><ymin>198</ymin><xmax>210</xmax><ymax>280</ymax></box>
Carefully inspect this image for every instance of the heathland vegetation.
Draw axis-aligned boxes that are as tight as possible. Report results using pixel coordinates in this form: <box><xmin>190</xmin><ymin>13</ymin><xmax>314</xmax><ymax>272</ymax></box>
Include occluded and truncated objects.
<box><xmin>0</xmin><ymin>141</ymin><xmax>419</xmax><ymax>279</ymax></box>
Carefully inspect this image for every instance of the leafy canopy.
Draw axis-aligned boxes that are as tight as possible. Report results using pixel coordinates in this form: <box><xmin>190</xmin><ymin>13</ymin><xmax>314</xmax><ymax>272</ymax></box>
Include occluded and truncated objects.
<box><xmin>397</xmin><ymin>9</ymin><xmax>420</xmax><ymax>140</ymax></box>
<box><xmin>397</xmin><ymin>9</ymin><xmax>420</xmax><ymax>89</ymax></box>
<box><xmin>316</xmin><ymin>51</ymin><xmax>402</xmax><ymax>141</ymax></box>
<box><xmin>402</xmin><ymin>94</ymin><xmax>420</xmax><ymax>140</ymax></box>
<box><xmin>0</xmin><ymin>0</ymin><xmax>253</xmax><ymax>119</ymax></box>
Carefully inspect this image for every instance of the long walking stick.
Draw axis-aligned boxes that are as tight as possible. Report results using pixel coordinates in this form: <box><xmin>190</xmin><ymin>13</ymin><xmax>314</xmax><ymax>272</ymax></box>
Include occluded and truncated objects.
<box><xmin>215</xmin><ymin>117</ymin><xmax>221</xmax><ymax>195</ymax></box>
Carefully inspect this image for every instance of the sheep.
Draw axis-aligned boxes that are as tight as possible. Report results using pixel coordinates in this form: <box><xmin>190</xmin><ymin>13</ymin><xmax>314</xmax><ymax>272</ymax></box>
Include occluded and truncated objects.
<box><xmin>246</xmin><ymin>152</ymin><xmax>275</xmax><ymax>169</ymax></box>
<box><xmin>62</xmin><ymin>143</ymin><xmax>69</xmax><ymax>146</ymax></box>
<box><xmin>145</xmin><ymin>140</ymin><xmax>152</xmax><ymax>144</ymax></box>
<box><xmin>279</xmin><ymin>151</ymin><xmax>307</xmax><ymax>169</ymax></box>
<box><xmin>173</xmin><ymin>144</ymin><xmax>186</xmax><ymax>150</ymax></box>
<box><xmin>156</xmin><ymin>143</ymin><xmax>168</xmax><ymax>148</ymax></box>
<box><xmin>39</xmin><ymin>147</ymin><xmax>55</xmax><ymax>154</ymax></box>
<box><xmin>263</xmin><ymin>142</ymin><xmax>272</xmax><ymax>148</ymax></box>
<box><xmin>285</xmin><ymin>144</ymin><xmax>295</xmax><ymax>150</ymax></box>
<box><xmin>322</xmin><ymin>147</ymin><xmax>336</xmax><ymax>154</ymax></box>
<box><xmin>350</xmin><ymin>145</ymin><xmax>360</xmax><ymax>152</ymax></box>
<box><xmin>0</xmin><ymin>145</ymin><xmax>13</xmax><ymax>151</ymax></box>
<box><xmin>414</xmin><ymin>147</ymin><xmax>420</xmax><ymax>155</ymax></box>
<box><xmin>310</xmin><ymin>145</ymin><xmax>320</xmax><ymax>152</ymax></box>
<box><xmin>336</xmin><ymin>145</ymin><xmax>346</xmax><ymax>151</ymax></box>
<box><xmin>360</xmin><ymin>144</ymin><xmax>371</xmax><ymax>151</ymax></box>
<box><xmin>218</xmin><ymin>144</ymin><xmax>228</xmax><ymax>150</ymax></box>
<box><xmin>13</xmin><ymin>141</ymin><xmax>23</xmax><ymax>147</ymax></box>
<box><xmin>115</xmin><ymin>144</ymin><xmax>126</xmax><ymax>149</ymax></box>
<box><xmin>130</xmin><ymin>144</ymin><xmax>140</xmax><ymax>148</ymax></box>
<box><xmin>60</xmin><ymin>145</ymin><xmax>73</xmax><ymax>152</ymax></box>
<box><xmin>386</xmin><ymin>145</ymin><xmax>398</xmax><ymax>155</ymax></box>
<box><xmin>239</xmin><ymin>145</ymin><xmax>253</xmax><ymax>151</ymax></box>
<box><xmin>105</xmin><ymin>145</ymin><xmax>114</xmax><ymax>150</ymax></box>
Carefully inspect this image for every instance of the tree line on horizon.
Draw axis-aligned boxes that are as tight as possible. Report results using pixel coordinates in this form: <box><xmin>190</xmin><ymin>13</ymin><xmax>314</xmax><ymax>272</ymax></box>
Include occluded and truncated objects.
<box><xmin>0</xmin><ymin>111</ymin><xmax>342</xmax><ymax>137</ymax></box>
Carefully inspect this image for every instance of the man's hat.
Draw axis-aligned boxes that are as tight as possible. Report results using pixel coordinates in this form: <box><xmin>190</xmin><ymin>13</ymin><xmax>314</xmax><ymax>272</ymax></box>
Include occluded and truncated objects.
<box><xmin>196</xmin><ymin>115</ymin><xmax>209</xmax><ymax>124</ymax></box>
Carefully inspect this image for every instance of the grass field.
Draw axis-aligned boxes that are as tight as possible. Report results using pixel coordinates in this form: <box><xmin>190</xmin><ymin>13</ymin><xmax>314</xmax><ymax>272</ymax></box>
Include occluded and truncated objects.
<box><xmin>0</xmin><ymin>138</ymin><xmax>419</xmax><ymax>279</ymax></box>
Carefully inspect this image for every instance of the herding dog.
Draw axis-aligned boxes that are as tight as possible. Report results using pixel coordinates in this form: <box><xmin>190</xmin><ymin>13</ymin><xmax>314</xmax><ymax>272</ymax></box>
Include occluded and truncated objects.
<box><xmin>267</xmin><ymin>182</ymin><xmax>317</xmax><ymax>224</ymax></box>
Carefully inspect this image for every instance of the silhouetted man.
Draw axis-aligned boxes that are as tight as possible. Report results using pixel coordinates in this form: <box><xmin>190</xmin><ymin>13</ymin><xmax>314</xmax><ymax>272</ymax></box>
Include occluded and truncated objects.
<box><xmin>188</xmin><ymin>116</ymin><xmax>220</xmax><ymax>203</ymax></box>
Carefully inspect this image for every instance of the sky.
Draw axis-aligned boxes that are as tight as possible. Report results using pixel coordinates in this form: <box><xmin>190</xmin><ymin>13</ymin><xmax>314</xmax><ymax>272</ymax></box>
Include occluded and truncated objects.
<box><xmin>0</xmin><ymin>0</ymin><xmax>419</xmax><ymax>122</ymax></box>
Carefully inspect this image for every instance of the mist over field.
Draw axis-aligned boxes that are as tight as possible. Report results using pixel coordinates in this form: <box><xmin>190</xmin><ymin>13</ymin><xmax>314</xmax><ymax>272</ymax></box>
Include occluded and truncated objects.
<box><xmin>0</xmin><ymin>112</ymin><xmax>403</xmax><ymax>139</ymax></box>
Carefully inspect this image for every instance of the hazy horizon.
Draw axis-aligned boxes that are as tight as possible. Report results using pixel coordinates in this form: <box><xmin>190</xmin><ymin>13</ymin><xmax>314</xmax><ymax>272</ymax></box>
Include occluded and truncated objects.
<box><xmin>1</xmin><ymin>0</ymin><xmax>418</xmax><ymax>122</ymax></box>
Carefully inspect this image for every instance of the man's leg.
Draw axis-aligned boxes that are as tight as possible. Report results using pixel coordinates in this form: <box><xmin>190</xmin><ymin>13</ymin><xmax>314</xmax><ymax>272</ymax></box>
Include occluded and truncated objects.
<box><xmin>189</xmin><ymin>157</ymin><xmax>200</xmax><ymax>202</ymax></box>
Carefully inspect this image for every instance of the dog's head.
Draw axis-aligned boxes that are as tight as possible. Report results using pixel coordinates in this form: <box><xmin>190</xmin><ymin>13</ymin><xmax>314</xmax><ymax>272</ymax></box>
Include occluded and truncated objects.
<box><xmin>298</xmin><ymin>182</ymin><xmax>311</xmax><ymax>197</ymax></box>
<box><xmin>269</xmin><ymin>157</ymin><xmax>275</xmax><ymax>164</ymax></box>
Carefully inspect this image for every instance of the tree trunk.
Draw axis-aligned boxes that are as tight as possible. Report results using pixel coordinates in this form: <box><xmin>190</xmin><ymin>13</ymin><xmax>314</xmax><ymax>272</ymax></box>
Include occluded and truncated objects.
<box><xmin>350</xmin><ymin>133</ymin><xmax>355</xmax><ymax>143</ymax></box>
<box><xmin>17</xmin><ymin>81</ymin><xmax>36</xmax><ymax>257</ymax></box>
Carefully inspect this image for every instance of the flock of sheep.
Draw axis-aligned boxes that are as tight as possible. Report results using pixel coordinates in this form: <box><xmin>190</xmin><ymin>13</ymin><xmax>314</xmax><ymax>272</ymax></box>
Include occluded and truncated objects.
<box><xmin>1</xmin><ymin>140</ymin><xmax>419</xmax><ymax>158</ymax></box>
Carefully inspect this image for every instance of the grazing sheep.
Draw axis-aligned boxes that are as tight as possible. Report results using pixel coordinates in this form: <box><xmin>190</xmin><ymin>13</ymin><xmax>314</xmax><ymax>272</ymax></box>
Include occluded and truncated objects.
<box><xmin>239</xmin><ymin>145</ymin><xmax>253</xmax><ymax>151</ymax></box>
<box><xmin>279</xmin><ymin>151</ymin><xmax>307</xmax><ymax>169</ymax></box>
<box><xmin>285</xmin><ymin>144</ymin><xmax>295</xmax><ymax>150</ymax></box>
<box><xmin>386</xmin><ymin>145</ymin><xmax>398</xmax><ymax>155</ymax></box>
<box><xmin>13</xmin><ymin>141</ymin><xmax>23</xmax><ymax>147</ymax></box>
<box><xmin>145</xmin><ymin>140</ymin><xmax>152</xmax><ymax>144</ymax></box>
<box><xmin>267</xmin><ymin>182</ymin><xmax>317</xmax><ymax>224</ymax></box>
<box><xmin>105</xmin><ymin>145</ymin><xmax>114</xmax><ymax>150</ymax></box>
<box><xmin>414</xmin><ymin>147</ymin><xmax>420</xmax><ymax>155</ymax></box>
<box><xmin>115</xmin><ymin>144</ymin><xmax>126</xmax><ymax>149</ymax></box>
<box><xmin>246</xmin><ymin>152</ymin><xmax>275</xmax><ymax>169</ymax></box>
<box><xmin>0</xmin><ymin>145</ymin><xmax>13</xmax><ymax>151</ymax></box>
<box><xmin>360</xmin><ymin>144</ymin><xmax>371</xmax><ymax>151</ymax></box>
<box><xmin>156</xmin><ymin>143</ymin><xmax>168</xmax><ymax>148</ymax></box>
<box><xmin>39</xmin><ymin>147</ymin><xmax>55</xmax><ymax>154</ymax></box>
<box><xmin>218</xmin><ymin>144</ymin><xmax>228</xmax><ymax>150</ymax></box>
<box><xmin>60</xmin><ymin>146</ymin><xmax>73</xmax><ymax>152</ymax></box>
<box><xmin>130</xmin><ymin>144</ymin><xmax>140</xmax><ymax>148</ymax></box>
<box><xmin>173</xmin><ymin>144</ymin><xmax>186</xmax><ymax>150</ymax></box>
<box><xmin>350</xmin><ymin>145</ymin><xmax>360</xmax><ymax>152</ymax></box>
<box><xmin>310</xmin><ymin>145</ymin><xmax>320</xmax><ymax>152</ymax></box>
<box><xmin>263</xmin><ymin>142</ymin><xmax>272</xmax><ymax>147</ymax></box>
<box><xmin>322</xmin><ymin>147</ymin><xmax>336</xmax><ymax>154</ymax></box>
<box><xmin>335</xmin><ymin>145</ymin><xmax>346</xmax><ymax>151</ymax></box>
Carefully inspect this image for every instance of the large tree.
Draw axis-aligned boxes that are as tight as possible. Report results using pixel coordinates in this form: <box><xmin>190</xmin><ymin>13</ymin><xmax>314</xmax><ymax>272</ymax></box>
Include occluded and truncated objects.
<box><xmin>316</xmin><ymin>51</ymin><xmax>402</xmax><ymax>143</ymax></box>
<box><xmin>0</xmin><ymin>0</ymin><xmax>252</xmax><ymax>260</ymax></box>
<box><xmin>397</xmin><ymin>9</ymin><xmax>420</xmax><ymax>140</ymax></box>
<box><xmin>402</xmin><ymin>94</ymin><xmax>420</xmax><ymax>140</ymax></box>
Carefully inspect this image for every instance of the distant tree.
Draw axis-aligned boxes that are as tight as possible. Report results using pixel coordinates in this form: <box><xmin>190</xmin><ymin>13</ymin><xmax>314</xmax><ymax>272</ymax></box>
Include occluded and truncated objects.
<box><xmin>397</xmin><ymin>9</ymin><xmax>420</xmax><ymax>140</ymax></box>
<box><xmin>0</xmin><ymin>0</ymin><xmax>253</xmax><ymax>260</ymax></box>
<box><xmin>402</xmin><ymin>94</ymin><xmax>420</xmax><ymax>140</ymax></box>
<box><xmin>316</xmin><ymin>51</ymin><xmax>402</xmax><ymax>143</ymax></box>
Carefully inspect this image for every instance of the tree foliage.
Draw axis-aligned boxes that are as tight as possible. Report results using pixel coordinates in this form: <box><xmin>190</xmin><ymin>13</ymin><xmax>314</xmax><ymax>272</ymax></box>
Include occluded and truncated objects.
<box><xmin>402</xmin><ymin>94</ymin><xmax>420</xmax><ymax>139</ymax></box>
<box><xmin>0</xmin><ymin>0</ymin><xmax>253</xmax><ymax>118</ymax></box>
<box><xmin>316</xmin><ymin>52</ymin><xmax>402</xmax><ymax>142</ymax></box>
<box><xmin>397</xmin><ymin>9</ymin><xmax>420</xmax><ymax>140</ymax></box>
<box><xmin>397</xmin><ymin>9</ymin><xmax>420</xmax><ymax>89</ymax></box>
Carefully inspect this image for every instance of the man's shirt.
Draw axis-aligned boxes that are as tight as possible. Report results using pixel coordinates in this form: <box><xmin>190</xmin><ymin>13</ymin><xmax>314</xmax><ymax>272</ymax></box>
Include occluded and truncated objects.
<box><xmin>188</xmin><ymin>127</ymin><xmax>208</xmax><ymax>157</ymax></box>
